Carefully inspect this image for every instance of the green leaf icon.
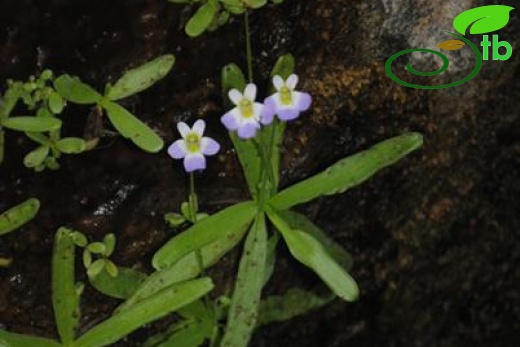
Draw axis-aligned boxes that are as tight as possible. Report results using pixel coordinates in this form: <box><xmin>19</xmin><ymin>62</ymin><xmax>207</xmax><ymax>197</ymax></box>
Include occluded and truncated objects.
<box><xmin>453</xmin><ymin>5</ymin><xmax>515</xmax><ymax>35</ymax></box>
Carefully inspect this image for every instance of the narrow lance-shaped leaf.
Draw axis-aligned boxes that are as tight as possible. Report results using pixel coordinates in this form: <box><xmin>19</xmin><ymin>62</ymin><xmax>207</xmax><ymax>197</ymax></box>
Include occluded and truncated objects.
<box><xmin>56</xmin><ymin>137</ymin><xmax>87</xmax><ymax>154</ymax></box>
<box><xmin>74</xmin><ymin>278</ymin><xmax>214</xmax><ymax>347</ymax></box>
<box><xmin>185</xmin><ymin>0</ymin><xmax>219</xmax><ymax>37</ymax></box>
<box><xmin>257</xmin><ymin>288</ymin><xmax>333</xmax><ymax>327</ymax></box>
<box><xmin>453</xmin><ymin>5</ymin><xmax>515</xmax><ymax>35</ymax></box>
<box><xmin>269</xmin><ymin>133</ymin><xmax>423</xmax><ymax>210</ymax></box>
<box><xmin>0</xmin><ymin>330</ymin><xmax>61</xmax><ymax>347</ymax></box>
<box><xmin>102</xmin><ymin>100</ymin><xmax>164</xmax><ymax>153</ymax></box>
<box><xmin>107</xmin><ymin>55</ymin><xmax>176</xmax><ymax>101</ymax></box>
<box><xmin>152</xmin><ymin>201</ymin><xmax>257</xmax><ymax>270</ymax></box>
<box><xmin>266</xmin><ymin>208</ymin><xmax>359</xmax><ymax>302</ymax></box>
<box><xmin>0</xmin><ymin>130</ymin><xmax>4</xmax><ymax>165</ymax></box>
<box><xmin>279</xmin><ymin>210</ymin><xmax>353</xmax><ymax>269</ymax></box>
<box><xmin>52</xmin><ymin>228</ymin><xmax>80</xmax><ymax>346</ymax></box>
<box><xmin>222</xmin><ymin>64</ymin><xmax>261</xmax><ymax>199</ymax></box>
<box><xmin>220</xmin><ymin>213</ymin><xmax>268</xmax><ymax>347</ymax></box>
<box><xmin>0</xmin><ymin>198</ymin><xmax>40</xmax><ymax>236</ymax></box>
<box><xmin>54</xmin><ymin>75</ymin><xmax>102</xmax><ymax>104</ymax></box>
<box><xmin>119</xmin><ymin>220</ymin><xmax>250</xmax><ymax>312</ymax></box>
<box><xmin>1</xmin><ymin>117</ymin><xmax>61</xmax><ymax>132</ymax></box>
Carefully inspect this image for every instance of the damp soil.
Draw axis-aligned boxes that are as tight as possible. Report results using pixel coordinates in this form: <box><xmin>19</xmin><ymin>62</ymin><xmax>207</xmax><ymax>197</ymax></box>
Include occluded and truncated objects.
<box><xmin>1</xmin><ymin>0</ymin><xmax>520</xmax><ymax>347</ymax></box>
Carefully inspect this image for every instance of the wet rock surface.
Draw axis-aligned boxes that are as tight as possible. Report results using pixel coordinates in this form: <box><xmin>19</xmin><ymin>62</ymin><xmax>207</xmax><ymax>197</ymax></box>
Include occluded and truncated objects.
<box><xmin>1</xmin><ymin>0</ymin><xmax>519</xmax><ymax>346</ymax></box>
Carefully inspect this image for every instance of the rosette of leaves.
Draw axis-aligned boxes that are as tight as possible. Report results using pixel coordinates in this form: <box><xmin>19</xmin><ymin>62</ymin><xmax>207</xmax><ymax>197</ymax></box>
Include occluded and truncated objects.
<box><xmin>167</xmin><ymin>0</ymin><xmax>285</xmax><ymax>37</ymax></box>
<box><xmin>0</xmin><ymin>70</ymin><xmax>64</xmax><ymax>167</ymax></box>
<box><xmin>0</xmin><ymin>228</ymin><xmax>214</xmax><ymax>347</ymax></box>
<box><xmin>54</xmin><ymin>54</ymin><xmax>175</xmax><ymax>153</ymax></box>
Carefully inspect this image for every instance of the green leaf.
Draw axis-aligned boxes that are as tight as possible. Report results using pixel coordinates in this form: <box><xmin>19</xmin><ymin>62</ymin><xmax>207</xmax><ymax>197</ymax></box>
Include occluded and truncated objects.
<box><xmin>107</xmin><ymin>55</ymin><xmax>176</xmax><ymax>101</ymax></box>
<box><xmin>257</xmin><ymin>288</ymin><xmax>333</xmax><ymax>327</ymax></box>
<box><xmin>220</xmin><ymin>213</ymin><xmax>268</xmax><ymax>347</ymax></box>
<box><xmin>268</xmin><ymin>133</ymin><xmax>423</xmax><ymax>210</ymax></box>
<box><xmin>23</xmin><ymin>145</ymin><xmax>50</xmax><ymax>168</ymax></box>
<box><xmin>263</xmin><ymin>231</ymin><xmax>280</xmax><ymax>286</ymax></box>
<box><xmin>25</xmin><ymin>132</ymin><xmax>50</xmax><ymax>145</ymax></box>
<box><xmin>0</xmin><ymin>198</ymin><xmax>40</xmax><ymax>236</ymax></box>
<box><xmin>48</xmin><ymin>91</ymin><xmax>65</xmax><ymax>114</ymax></box>
<box><xmin>102</xmin><ymin>100</ymin><xmax>164</xmax><ymax>153</ymax></box>
<box><xmin>87</xmin><ymin>242</ymin><xmax>106</xmax><ymax>254</ymax></box>
<box><xmin>266</xmin><ymin>208</ymin><xmax>359</xmax><ymax>302</ymax></box>
<box><xmin>88</xmin><ymin>266</ymin><xmax>147</xmax><ymax>300</ymax></box>
<box><xmin>453</xmin><ymin>5</ymin><xmax>515</xmax><ymax>35</ymax></box>
<box><xmin>246</xmin><ymin>0</ymin><xmax>267</xmax><ymax>9</ymax></box>
<box><xmin>0</xmin><ymin>130</ymin><xmax>4</xmax><ymax>166</ymax></box>
<box><xmin>87</xmin><ymin>259</ymin><xmax>105</xmax><ymax>277</ymax></box>
<box><xmin>221</xmin><ymin>63</ymin><xmax>247</xmax><ymax>106</ymax></box>
<box><xmin>152</xmin><ymin>201</ymin><xmax>257</xmax><ymax>270</ymax></box>
<box><xmin>0</xmin><ymin>330</ymin><xmax>61</xmax><ymax>347</ymax></box>
<box><xmin>72</xmin><ymin>231</ymin><xmax>88</xmax><ymax>247</ymax></box>
<box><xmin>2</xmin><ymin>116</ymin><xmax>61</xmax><ymax>132</ymax></box>
<box><xmin>279</xmin><ymin>210</ymin><xmax>353</xmax><ymax>269</ymax></box>
<box><xmin>103</xmin><ymin>233</ymin><xmax>116</xmax><ymax>256</ymax></box>
<box><xmin>185</xmin><ymin>0</ymin><xmax>219</xmax><ymax>37</ymax></box>
<box><xmin>54</xmin><ymin>75</ymin><xmax>102</xmax><ymax>104</ymax></box>
<box><xmin>52</xmin><ymin>227</ymin><xmax>80</xmax><ymax>345</ymax></box>
<box><xmin>143</xmin><ymin>301</ymin><xmax>214</xmax><ymax>347</ymax></box>
<box><xmin>56</xmin><ymin>137</ymin><xmax>87</xmax><ymax>154</ymax></box>
<box><xmin>164</xmin><ymin>212</ymin><xmax>186</xmax><ymax>227</ymax></box>
<box><xmin>74</xmin><ymin>278</ymin><xmax>214</xmax><ymax>347</ymax></box>
<box><xmin>118</xmin><ymin>219</ymin><xmax>250</xmax><ymax>312</ymax></box>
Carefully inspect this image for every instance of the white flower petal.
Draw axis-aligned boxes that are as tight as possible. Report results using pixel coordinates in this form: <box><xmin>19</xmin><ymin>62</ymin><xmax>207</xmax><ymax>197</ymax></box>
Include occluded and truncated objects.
<box><xmin>168</xmin><ymin>139</ymin><xmax>188</xmax><ymax>159</ymax></box>
<box><xmin>177</xmin><ymin>122</ymin><xmax>191</xmax><ymax>138</ymax></box>
<box><xmin>221</xmin><ymin>108</ymin><xmax>241</xmax><ymax>131</ymax></box>
<box><xmin>229</xmin><ymin>89</ymin><xmax>243</xmax><ymax>105</ymax></box>
<box><xmin>244</xmin><ymin>83</ymin><xmax>257</xmax><ymax>101</ymax></box>
<box><xmin>273</xmin><ymin>75</ymin><xmax>284</xmax><ymax>91</ymax></box>
<box><xmin>253</xmin><ymin>102</ymin><xmax>264</xmax><ymax>121</ymax></box>
<box><xmin>286</xmin><ymin>74</ymin><xmax>299</xmax><ymax>89</ymax></box>
<box><xmin>192</xmin><ymin>119</ymin><xmax>205</xmax><ymax>136</ymax></box>
<box><xmin>200</xmin><ymin>137</ymin><xmax>220</xmax><ymax>155</ymax></box>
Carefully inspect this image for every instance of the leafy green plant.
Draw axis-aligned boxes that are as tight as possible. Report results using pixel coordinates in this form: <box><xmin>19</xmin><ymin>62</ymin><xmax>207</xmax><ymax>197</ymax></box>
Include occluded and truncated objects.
<box><xmin>0</xmin><ymin>198</ymin><xmax>40</xmax><ymax>236</ymax></box>
<box><xmin>0</xmin><ymin>228</ymin><xmax>213</xmax><ymax>347</ymax></box>
<box><xmin>167</xmin><ymin>0</ymin><xmax>284</xmax><ymax>37</ymax></box>
<box><xmin>0</xmin><ymin>55</ymin><xmax>175</xmax><ymax>170</ymax></box>
<box><xmin>54</xmin><ymin>54</ymin><xmax>175</xmax><ymax>153</ymax></box>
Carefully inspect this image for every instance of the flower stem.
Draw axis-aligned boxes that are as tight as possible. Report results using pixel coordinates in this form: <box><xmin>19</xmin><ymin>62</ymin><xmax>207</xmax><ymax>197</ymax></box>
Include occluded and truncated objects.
<box><xmin>244</xmin><ymin>11</ymin><xmax>253</xmax><ymax>83</ymax></box>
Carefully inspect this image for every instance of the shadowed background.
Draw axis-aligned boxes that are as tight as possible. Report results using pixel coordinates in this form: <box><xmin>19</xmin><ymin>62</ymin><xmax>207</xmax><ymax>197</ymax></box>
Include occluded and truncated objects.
<box><xmin>0</xmin><ymin>0</ymin><xmax>519</xmax><ymax>346</ymax></box>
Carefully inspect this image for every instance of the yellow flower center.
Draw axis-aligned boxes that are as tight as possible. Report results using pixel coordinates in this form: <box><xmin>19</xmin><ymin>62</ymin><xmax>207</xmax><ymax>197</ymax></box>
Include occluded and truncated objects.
<box><xmin>239</xmin><ymin>99</ymin><xmax>255</xmax><ymax>118</ymax></box>
<box><xmin>185</xmin><ymin>133</ymin><xmax>201</xmax><ymax>153</ymax></box>
<box><xmin>280</xmin><ymin>86</ymin><xmax>293</xmax><ymax>105</ymax></box>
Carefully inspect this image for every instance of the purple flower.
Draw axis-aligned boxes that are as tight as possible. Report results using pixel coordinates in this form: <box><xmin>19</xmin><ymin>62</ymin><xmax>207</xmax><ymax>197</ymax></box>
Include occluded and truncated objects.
<box><xmin>261</xmin><ymin>74</ymin><xmax>312</xmax><ymax>124</ymax></box>
<box><xmin>168</xmin><ymin>120</ymin><xmax>220</xmax><ymax>172</ymax></box>
<box><xmin>221</xmin><ymin>83</ymin><xmax>265</xmax><ymax>139</ymax></box>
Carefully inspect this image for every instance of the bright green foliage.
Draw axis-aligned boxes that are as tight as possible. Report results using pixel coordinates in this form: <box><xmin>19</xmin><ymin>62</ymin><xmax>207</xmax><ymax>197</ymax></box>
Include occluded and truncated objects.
<box><xmin>0</xmin><ymin>198</ymin><xmax>40</xmax><ymax>236</ymax></box>
<box><xmin>102</xmin><ymin>100</ymin><xmax>164</xmax><ymax>153</ymax></box>
<box><xmin>1</xmin><ymin>116</ymin><xmax>61</xmax><ymax>132</ymax></box>
<box><xmin>268</xmin><ymin>133</ymin><xmax>424</xmax><ymax>210</ymax></box>
<box><xmin>267</xmin><ymin>209</ymin><xmax>359</xmax><ymax>301</ymax></box>
<box><xmin>152</xmin><ymin>201</ymin><xmax>257</xmax><ymax>270</ymax></box>
<box><xmin>52</xmin><ymin>228</ymin><xmax>80</xmax><ymax>345</ymax></box>
<box><xmin>166</xmin><ymin>0</ymin><xmax>286</xmax><ymax>37</ymax></box>
<box><xmin>107</xmin><ymin>55</ymin><xmax>175</xmax><ymax>101</ymax></box>
<box><xmin>220</xmin><ymin>213</ymin><xmax>268</xmax><ymax>347</ymax></box>
<box><xmin>74</xmin><ymin>278</ymin><xmax>214</xmax><ymax>347</ymax></box>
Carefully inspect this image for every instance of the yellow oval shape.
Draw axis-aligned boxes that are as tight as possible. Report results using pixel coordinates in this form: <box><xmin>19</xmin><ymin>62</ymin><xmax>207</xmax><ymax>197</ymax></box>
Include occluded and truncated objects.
<box><xmin>437</xmin><ymin>39</ymin><xmax>465</xmax><ymax>50</ymax></box>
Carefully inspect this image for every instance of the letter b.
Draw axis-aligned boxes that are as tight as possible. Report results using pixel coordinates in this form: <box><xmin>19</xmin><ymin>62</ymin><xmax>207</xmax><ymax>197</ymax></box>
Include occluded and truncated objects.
<box><xmin>492</xmin><ymin>35</ymin><xmax>512</xmax><ymax>61</ymax></box>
